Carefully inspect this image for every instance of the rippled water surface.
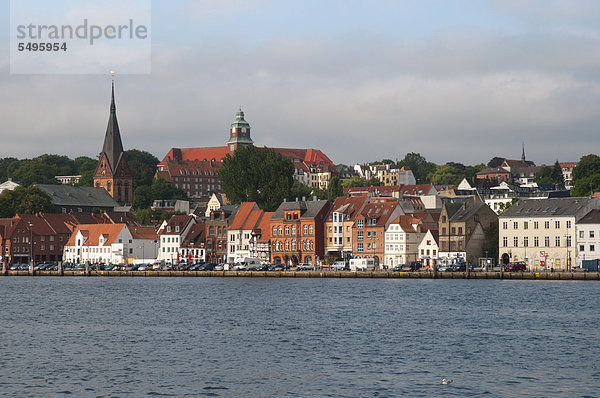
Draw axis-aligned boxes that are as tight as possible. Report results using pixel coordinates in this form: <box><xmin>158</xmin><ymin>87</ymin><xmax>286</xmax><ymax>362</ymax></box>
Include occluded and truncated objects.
<box><xmin>1</xmin><ymin>277</ymin><xmax>599</xmax><ymax>397</ymax></box>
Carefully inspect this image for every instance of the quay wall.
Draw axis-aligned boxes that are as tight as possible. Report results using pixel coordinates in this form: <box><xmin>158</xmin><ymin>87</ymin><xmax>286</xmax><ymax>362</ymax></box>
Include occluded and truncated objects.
<box><xmin>1</xmin><ymin>270</ymin><xmax>599</xmax><ymax>280</ymax></box>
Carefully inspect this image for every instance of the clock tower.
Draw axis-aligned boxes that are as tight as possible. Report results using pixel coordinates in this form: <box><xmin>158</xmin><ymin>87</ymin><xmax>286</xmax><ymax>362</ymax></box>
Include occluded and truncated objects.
<box><xmin>226</xmin><ymin>108</ymin><xmax>254</xmax><ymax>151</ymax></box>
<box><xmin>93</xmin><ymin>80</ymin><xmax>133</xmax><ymax>205</ymax></box>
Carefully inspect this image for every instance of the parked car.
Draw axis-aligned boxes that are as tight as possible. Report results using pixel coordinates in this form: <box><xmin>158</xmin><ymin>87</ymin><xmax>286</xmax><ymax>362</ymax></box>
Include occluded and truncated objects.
<box><xmin>331</xmin><ymin>261</ymin><xmax>346</xmax><ymax>271</ymax></box>
<box><xmin>269</xmin><ymin>263</ymin><xmax>286</xmax><ymax>271</ymax></box>
<box><xmin>295</xmin><ymin>263</ymin><xmax>314</xmax><ymax>271</ymax></box>
<box><xmin>401</xmin><ymin>261</ymin><xmax>422</xmax><ymax>271</ymax></box>
<box><xmin>505</xmin><ymin>263</ymin><xmax>527</xmax><ymax>272</ymax></box>
<box><xmin>450</xmin><ymin>262</ymin><xmax>474</xmax><ymax>272</ymax></box>
<box><xmin>392</xmin><ymin>265</ymin><xmax>403</xmax><ymax>272</ymax></box>
<box><xmin>437</xmin><ymin>264</ymin><xmax>452</xmax><ymax>272</ymax></box>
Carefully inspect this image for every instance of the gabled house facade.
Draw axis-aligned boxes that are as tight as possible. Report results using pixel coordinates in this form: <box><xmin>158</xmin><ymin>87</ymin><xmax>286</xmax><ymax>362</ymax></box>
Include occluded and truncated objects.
<box><xmin>270</xmin><ymin>199</ymin><xmax>331</xmax><ymax>266</ymax></box>
<box><xmin>324</xmin><ymin>196</ymin><xmax>368</xmax><ymax>263</ymax></box>
<box><xmin>157</xmin><ymin>215</ymin><xmax>197</xmax><ymax>263</ymax></box>
<box><xmin>384</xmin><ymin>215</ymin><xmax>426</xmax><ymax>268</ymax></box>
<box><xmin>352</xmin><ymin>200</ymin><xmax>403</xmax><ymax>267</ymax></box>
<box><xmin>227</xmin><ymin>202</ymin><xmax>260</xmax><ymax>263</ymax></box>
<box><xmin>418</xmin><ymin>229</ymin><xmax>440</xmax><ymax>268</ymax></box>
<box><xmin>438</xmin><ymin>199</ymin><xmax>498</xmax><ymax>264</ymax></box>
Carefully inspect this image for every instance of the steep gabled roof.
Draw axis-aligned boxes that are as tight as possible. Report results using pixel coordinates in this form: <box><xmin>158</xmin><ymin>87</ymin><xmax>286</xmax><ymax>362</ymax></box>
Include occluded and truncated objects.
<box><xmin>65</xmin><ymin>224</ymin><xmax>127</xmax><ymax>246</ymax></box>
<box><xmin>329</xmin><ymin>196</ymin><xmax>368</xmax><ymax>221</ymax></box>
<box><xmin>272</xmin><ymin>200</ymin><xmax>330</xmax><ymax>220</ymax></box>
<box><xmin>256</xmin><ymin>212</ymin><xmax>274</xmax><ymax>243</ymax></box>
<box><xmin>359</xmin><ymin>201</ymin><xmax>399</xmax><ymax>227</ymax></box>
<box><xmin>129</xmin><ymin>226</ymin><xmax>159</xmax><ymax>240</ymax></box>
<box><xmin>228</xmin><ymin>202</ymin><xmax>259</xmax><ymax>231</ymax></box>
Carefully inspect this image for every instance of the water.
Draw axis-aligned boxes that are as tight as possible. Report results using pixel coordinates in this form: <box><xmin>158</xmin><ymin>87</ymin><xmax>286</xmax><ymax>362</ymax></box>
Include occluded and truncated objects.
<box><xmin>1</xmin><ymin>277</ymin><xmax>599</xmax><ymax>397</ymax></box>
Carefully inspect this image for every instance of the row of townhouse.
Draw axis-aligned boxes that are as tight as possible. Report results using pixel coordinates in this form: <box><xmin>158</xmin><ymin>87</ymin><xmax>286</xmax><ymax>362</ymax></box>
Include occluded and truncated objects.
<box><xmin>498</xmin><ymin>197</ymin><xmax>600</xmax><ymax>270</ymax></box>
<box><xmin>0</xmin><ymin>212</ymin><xmax>138</xmax><ymax>265</ymax></box>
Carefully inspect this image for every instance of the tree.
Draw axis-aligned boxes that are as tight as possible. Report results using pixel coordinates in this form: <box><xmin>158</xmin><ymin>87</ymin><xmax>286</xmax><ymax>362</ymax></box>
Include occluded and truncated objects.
<box><xmin>328</xmin><ymin>176</ymin><xmax>343</xmax><ymax>202</ymax></box>
<box><xmin>125</xmin><ymin>149</ymin><xmax>160</xmax><ymax>189</ymax></box>
<box><xmin>464</xmin><ymin>164</ymin><xmax>486</xmax><ymax>179</ymax></box>
<box><xmin>427</xmin><ymin>164</ymin><xmax>464</xmax><ymax>186</ymax></box>
<box><xmin>572</xmin><ymin>154</ymin><xmax>600</xmax><ymax>196</ymax></box>
<box><xmin>218</xmin><ymin>146</ymin><xmax>295</xmax><ymax>211</ymax></box>
<box><xmin>398</xmin><ymin>152</ymin><xmax>437</xmax><ymax>184</ymax></box>
<box><xmin>0</xmin><ymin>186</ymin><xmax>53</xmax><ymax>217</ymax></box>
<box><xmin>74</xmin><ymin>156</ymin><xmax>98</xmax><ymax>187</ymax></box>
<box><xmin>482</xmin><ymin>220</ymin><xmax>499</xmax><ymax>264</ymax></box>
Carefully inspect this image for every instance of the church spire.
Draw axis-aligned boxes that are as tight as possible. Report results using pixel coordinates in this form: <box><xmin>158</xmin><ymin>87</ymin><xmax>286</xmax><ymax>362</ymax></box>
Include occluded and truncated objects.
<box><xmin>521</xmin><ymin>142</ymin><xmax>526</xmax><ymax>162</ymax></box>
<box><xmin>101</xmin><ymin>78</ymin><xmax>124</xmax><ymax>172</ymax></box>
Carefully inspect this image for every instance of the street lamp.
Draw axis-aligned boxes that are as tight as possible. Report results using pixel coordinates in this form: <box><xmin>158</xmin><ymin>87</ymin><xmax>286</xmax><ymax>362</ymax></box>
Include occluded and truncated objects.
<box><xmin>27</xmin><ymin>222</ymin><xmax>34</xmax><ymax>273</ymax></box>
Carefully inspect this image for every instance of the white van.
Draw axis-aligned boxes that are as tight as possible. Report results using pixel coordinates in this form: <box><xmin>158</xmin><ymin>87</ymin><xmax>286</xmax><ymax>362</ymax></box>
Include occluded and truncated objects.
<box><xmin>349</xmin><ymin>258</ymin><xmax>375</xmax><ymax>271</ymax></box>
<box><xmin>234</xmin><ymin>257</ymin><xmax>262</xmax><ymax>271</ymax></box>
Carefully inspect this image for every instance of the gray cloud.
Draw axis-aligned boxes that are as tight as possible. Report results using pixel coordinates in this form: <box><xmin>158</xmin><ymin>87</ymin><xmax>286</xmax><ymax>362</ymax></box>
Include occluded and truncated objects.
<box><xmin>1</xmin><ymin>7</ymin><xmax>600</xmax><ymax>167</ymax></box>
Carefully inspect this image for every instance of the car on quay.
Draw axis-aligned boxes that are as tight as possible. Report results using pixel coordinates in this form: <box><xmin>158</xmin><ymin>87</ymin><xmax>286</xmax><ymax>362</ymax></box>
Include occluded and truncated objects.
<box><xmin>504</xmin><ymin>262</ymin><xmax>527</xmax><ymax>272</ymax></box>
<box><xmin>401</xmin><ymin>261</ymin><xmax>422</xmax><ymax>272</ymax></box>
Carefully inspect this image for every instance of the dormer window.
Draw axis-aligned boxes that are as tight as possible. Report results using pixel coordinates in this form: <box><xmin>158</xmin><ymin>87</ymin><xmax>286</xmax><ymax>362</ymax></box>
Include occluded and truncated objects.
<box><xmin>167</xmin><ymin>226</ymin><xmax>171</xmax><ymax>232</ymax></box>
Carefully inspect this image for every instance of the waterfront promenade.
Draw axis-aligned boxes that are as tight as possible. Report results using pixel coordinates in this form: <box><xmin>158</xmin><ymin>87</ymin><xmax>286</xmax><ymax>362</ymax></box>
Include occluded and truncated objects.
<box><xmin>2</xmin><ymin>269</ymin><xmax>599</xmax><ymax>280</ymax></box>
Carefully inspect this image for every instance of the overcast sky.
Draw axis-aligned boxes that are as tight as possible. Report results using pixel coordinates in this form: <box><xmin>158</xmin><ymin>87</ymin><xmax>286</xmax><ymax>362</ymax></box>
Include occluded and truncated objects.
<box><xmin>1</xmin><ymin>0</ymin><xmax>600</xmax><ymax>166</ymax></box>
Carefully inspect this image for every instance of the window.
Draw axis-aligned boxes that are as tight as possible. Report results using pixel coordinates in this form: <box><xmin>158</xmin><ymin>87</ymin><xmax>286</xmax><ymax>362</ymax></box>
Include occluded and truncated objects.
<box><xmin>367</xmin><ymin>231</ymin><xmax>371</xmax><ymax>238</ymax></box>
<box><xmin>533</xmin><ymin>221</ymin><xmax>539</xmax><ymax>229</ymax></box>
<box><xmin>513</xmin><ymin>237</ymin><xmax>518</xmax><ymax>247</ymax></box>
<box><xmin>503</xmin><ymin>222</ymin><xmax>508</xmax><ymax>230</ymax></box>
<box><xmin>451</xmin><ymin>227</ymin><xmax>456</xmax><ymax>234</ymax></box>
<box><xmin>278</xmin><ymin>226</ymin><xmax>282</xmax><ymax>236</ymax></box>
<box><xmin>357</xmin><ymin>243</ymin><xmax>363</xmax><ymax>252</ymax></box>
<box><xmin>580</xmin><ymin>245</ymin><xmax>585</xmax><ymax>252</ymax></box>
<box><xmin>591</xmin><ymin>245</ymin><xmax>596</xmax><ymax>252</ymax></box>
<box><xmin>442</xmin><ymin>227</ymin><xmax>446</xmax><ymax>235</ymax></box>
<box><xmin>292</xmin><ymin>226</ymin><xmax>296</xmax><ymax>235</ymax></box>
<box><xmin>566</xmin><ymin>220</ymin><xmax>571</xmax><ymax>229</ymax></box>
<box><xmin>373</xmin><ymin>243</ymin><xmax>377</xmax><ymax>249</ymax></box>
<box><xmin>442</xmin><ymin>216</ymin><xmax>447</xmax><ymax>223</ymax></box>
<box><xmin>566</xmin><ymin>236</ymin><xmax>571</xmax><ymax>247</ymax></box>
<box><xmin>591</xmin><ymin>231</ymin><xmax>595</xmax><ymax>238</ymax></box>
<box><xmin>304</xmin><ymin>225</ymin><xmax>308</xmax><ymax>235</ymax></box>
<box><xmin>513</xmin><ymin>222</ymin><xmax>518</xmax><ymax>229</ymax></box>
<box><xmin>309</xmin><ymin>225</ymin><xmax>313</xmax><ymax>235</ymax></box>
<box><xmin>358</xmin><ymin>231</ymin><xmax>363</xmax><ymax>241</ymax></box>
<box><xmin>458</xmin><ymin>227</ymin><xmax>463</xmax><ymax>235</ymax></box>
<box><xmin>524</xmin><ymin>222</ymin><xmax>528</xmax><ymax>230</ymax></box>
<box><xmin>555</xmin><ymin>236</ymin><xmax>561</xmax><ymax>247</ymax></box>
<box><xmin>523</xmin><ymin>237</ymin><xmax>528</xmax><ymax>247</ymax></box>
<box><xmin>534</xmin><ymin>237</ymin><xmax>539</xmax><ymax>247</ymax></box>
<box><xmin>545</xmin><ymin>221</ymin><xmax>550</xmax><ymax>229</ymax></box>
<box><xmin>503</xmin><ymin>237</ymin><xmax>508</xmax><ymax>247</ymax></box>
<box><xmin>273</xmin><ymin>226</ymin><xmax>277</xmax><ymax>236</ymax></box>
<box><xmin>285</xmin><ymin>226</ymin><xmax>290</xmax><ymax>236</ymax></box>
<box><xmin>357</xmin><ymin>220</ymin><xmax>363</xmax><ymax>229</ymax></box>
<box><xmin>580</xmin><ymin>231</ymin><xmax>584</xmax><ymax>238</ymax></box>
<box><xmin>545</xmin><ymin>236</ymin><xmax>550</xmax><ymax>247</ymax></box>
<box><xmin>555</xmin><ymin>221</ymin><xmax>560</xmax><ymax>229</ymax></box>
<box><xmin>328</xmin><ymin>226</ymin><xmax>332</xmax><ymax>233</ymax></box>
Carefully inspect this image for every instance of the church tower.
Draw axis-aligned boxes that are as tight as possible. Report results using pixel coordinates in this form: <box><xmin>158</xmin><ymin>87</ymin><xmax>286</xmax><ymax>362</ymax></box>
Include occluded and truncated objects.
<box><xmin>226</xmin><ymin>108</ymin><xmax>254</xmax><ymax>151</ymax></box>
<box><xmin>93</xmin><ymin>80</ymin><xmax>133</xmax><ymax>205</ymax></box>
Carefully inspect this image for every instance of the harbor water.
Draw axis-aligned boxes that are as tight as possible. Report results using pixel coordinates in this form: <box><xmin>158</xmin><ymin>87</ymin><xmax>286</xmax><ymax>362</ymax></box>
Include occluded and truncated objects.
<box><xmin>1</xmin><ymin>277</ymin><xmax>599</xmax><ymax>397</ymax></box>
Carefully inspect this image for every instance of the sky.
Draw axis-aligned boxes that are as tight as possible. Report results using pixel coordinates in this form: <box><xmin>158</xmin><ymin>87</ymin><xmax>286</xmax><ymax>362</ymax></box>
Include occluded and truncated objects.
<box><xmin>1</xmin><ymin>0</ymin><xmax>600</xmax><ymax>166</ymax></box>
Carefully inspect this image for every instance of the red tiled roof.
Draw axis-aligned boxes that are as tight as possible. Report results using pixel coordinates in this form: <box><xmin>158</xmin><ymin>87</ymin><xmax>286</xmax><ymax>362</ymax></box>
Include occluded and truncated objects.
<box><xmin>228</xmin><ymin>202</ymin><xmax>258</xmax><ymax>231</ymax></box>
<box><xmin>359</xmin><ymin>202</ymin><xmax>399</xmax><ymax>227</ymax></box>
<box><xmin>66</xmin><ymin>224</ymin><xmax>126</xmax><ymax>246</ymax></box>
<box><xmin>130</xmin><ymin>226</ymin><xmax>159</xmax><ymax>240</ymax></box>
<box><xmin>329</xmin><ymin>196</ymin><xmax>368</xmax><ymax>220</ymax></box>
<box><xmin>256</xmin><ymin>212</ymin><xmax>274</xmax><ymax>243</ymax></box>
<box><xmin>399</xmin><ymin>184</ymin><xmax>436</xmax><ymax>196</ymax></box>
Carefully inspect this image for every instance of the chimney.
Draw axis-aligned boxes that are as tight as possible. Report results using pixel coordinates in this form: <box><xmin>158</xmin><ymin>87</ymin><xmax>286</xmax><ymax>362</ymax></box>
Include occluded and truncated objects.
<box><xmin>302</xmin><ymin>196</ymin><xmax>306</xmax><ymax>202</ymax></box>
<box><xmin>313</xmin><ymin>196</ymin><xmax>317</xmax><ymax>201</ymax></box>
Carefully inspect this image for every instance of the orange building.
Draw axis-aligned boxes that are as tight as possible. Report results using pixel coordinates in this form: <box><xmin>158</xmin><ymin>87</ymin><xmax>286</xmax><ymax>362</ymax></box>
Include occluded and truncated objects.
<box><xmin>270</xmin><ymin>199</ymin><xmax>331</xmax><ymax>266</ymax></box>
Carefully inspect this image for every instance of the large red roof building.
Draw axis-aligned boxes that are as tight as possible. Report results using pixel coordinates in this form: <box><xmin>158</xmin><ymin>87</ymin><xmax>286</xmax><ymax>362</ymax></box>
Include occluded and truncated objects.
<box><xmin>157</xmin><ymin>109</ymin><xmax>336</xmax><ymax>199</ymax></box>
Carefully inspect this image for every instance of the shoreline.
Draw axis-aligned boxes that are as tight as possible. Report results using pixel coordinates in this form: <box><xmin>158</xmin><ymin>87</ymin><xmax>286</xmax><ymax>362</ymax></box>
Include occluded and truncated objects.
<box><xmin>1</xmin><ymin>270</ymin><xmax>599</xmax><ymax>280</ymax></box>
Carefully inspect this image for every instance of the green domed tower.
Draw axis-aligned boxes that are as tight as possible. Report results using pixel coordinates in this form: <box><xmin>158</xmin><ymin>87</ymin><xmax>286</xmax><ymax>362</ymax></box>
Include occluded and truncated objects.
<box><xmin>226</xmin><ymin>108</ymin><xmax>254</xmax><ymax>151</ymax></box>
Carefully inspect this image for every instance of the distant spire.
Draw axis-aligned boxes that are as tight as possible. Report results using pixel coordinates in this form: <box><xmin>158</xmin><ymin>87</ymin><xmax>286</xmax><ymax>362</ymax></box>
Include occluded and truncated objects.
<box><xmin>521</xmin><ymin>142</ymin><xmax>526</xmax><ymax>162</ymax></box>
<box><xmin>101</xmin><ymin>76</ymin><xmax>124</xmax><ymax>172</ymax></box>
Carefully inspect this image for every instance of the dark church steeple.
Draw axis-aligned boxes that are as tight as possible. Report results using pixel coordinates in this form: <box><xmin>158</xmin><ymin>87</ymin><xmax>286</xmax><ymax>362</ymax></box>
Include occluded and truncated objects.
<box><xmin>93</xmin><ymin>76</ymin><xmax>133</xmax><ymax>205</ymax></box>
<box><xmin>101</xmin><ymin>81</ymin><xmax>125</xmax><ymax>172</ymax></box>
<box><xmin>521</xmin><ymin>142</ymin><xmax>526</xmax><ymax>162</ymax></box>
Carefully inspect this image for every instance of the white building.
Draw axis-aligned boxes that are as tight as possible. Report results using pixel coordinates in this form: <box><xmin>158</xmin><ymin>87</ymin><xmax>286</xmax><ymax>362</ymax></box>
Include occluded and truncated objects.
<box><xmin>0</xmin><ymin>179</ymin><xmax>20</xmax><ymax>194</ymax></box>
<box><xmin>575</xmin><ymin>209</ymin><xmax>600</xmax><ymax>265</ymax></box>
<box><xmin>418</xmin><ymin>229</ymin><xmax>440</xmax><ymax>269</ymax></box>
<box><xmin>63</xmin><ymin>224</ymin><xmax>159</xmax><ymax>264</ymax></box>
<box><xmin>384</xmin><ymin>215</ymin><xmax>425</xmax><ymax>268</ymax></box>
<box><xmin>499</xmin><ymin>197</ymin><xmax>600</xmax><ymax>270</ymax></box>
<box><xmin>157</xmin><ymin>215</ymin><xmax>197</xmax><ymax>263</ymax></box>
<box><xmin>227</xmin><ymin>202</ymin><xmax>260</xmax><ymax>263</ymax></box>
